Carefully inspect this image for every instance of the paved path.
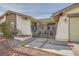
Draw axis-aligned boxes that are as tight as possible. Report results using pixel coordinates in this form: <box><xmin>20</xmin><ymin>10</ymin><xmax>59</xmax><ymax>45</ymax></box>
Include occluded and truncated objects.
<box><xmin>8</xmin><ymin>38</ymin><xmax>37</xmax><ymax>47</ymax></box>
<box><xmin>25</xmin><ymin>38</ymin><xmax>75</xmax><ymax>56</ymax></box>
<box><xmin>0</xmin><ymin>38</ymin><xmax>75</xmax><ymax>56</ymax></box>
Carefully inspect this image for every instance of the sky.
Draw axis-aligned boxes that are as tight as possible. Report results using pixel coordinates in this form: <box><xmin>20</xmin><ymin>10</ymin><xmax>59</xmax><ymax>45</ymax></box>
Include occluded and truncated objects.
<box><xmin>0</xmin><ymin>3</ymin><xmax>72</xmax><ymax>19</ymax></box>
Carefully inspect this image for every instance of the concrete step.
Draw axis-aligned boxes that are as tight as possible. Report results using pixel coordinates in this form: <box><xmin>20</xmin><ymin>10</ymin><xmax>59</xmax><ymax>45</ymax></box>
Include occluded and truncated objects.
<box><xmin>71</xmin><ymin>43</ymin><xmax>79</xmax><ymax>56</ymax></box>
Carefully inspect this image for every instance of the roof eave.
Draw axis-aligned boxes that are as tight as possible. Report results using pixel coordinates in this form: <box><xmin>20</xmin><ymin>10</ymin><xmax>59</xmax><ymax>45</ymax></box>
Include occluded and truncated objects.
<box><xmin>52</xmin><ymin>3</ymin><xmax>79</xmax><ymax>17</ymax></box>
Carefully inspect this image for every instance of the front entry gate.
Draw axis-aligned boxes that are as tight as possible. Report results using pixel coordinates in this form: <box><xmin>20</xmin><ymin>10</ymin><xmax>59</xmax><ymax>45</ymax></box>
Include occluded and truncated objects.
<box><xmin>32</xmin><ymin>23</ymin><xmax>56</xmax><ymax>39</ymax></box>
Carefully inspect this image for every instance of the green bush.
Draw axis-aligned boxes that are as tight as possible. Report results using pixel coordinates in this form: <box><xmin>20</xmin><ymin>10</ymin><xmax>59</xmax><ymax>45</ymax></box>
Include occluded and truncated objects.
<box><xmin>0</xmin><ymin>21</ymin><xmax>13</xmax><ymax>39</ymax></box>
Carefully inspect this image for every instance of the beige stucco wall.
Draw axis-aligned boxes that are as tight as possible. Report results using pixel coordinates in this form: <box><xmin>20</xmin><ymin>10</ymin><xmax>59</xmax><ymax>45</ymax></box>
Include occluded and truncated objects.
<box><xmin>56</xmin><ymin>6</ymin><xmax>79</xmax><ymax>42</ymax></box>
<box><xmin>70</xmin><ymin>17</ymin><xmax>79</xmax><ymax>42</ymax></box>
<box><xmin>0</xmin><ymin>16</ymin><xmax>6</xmax><ymax>23</ymax></box>
<box><xmin>56</xmin><ymin>15</ymin><xmax>69</xmax><ymax>41</ymax></box>
<box><xmin>66</xmin><ymin>6</ymin><xmax>79</xmax><ymax>14</ymax></box>
<box><xmin>16</xmin><ymin>15</ymin><xmax>32</xmax><ymax>36</ymax></box>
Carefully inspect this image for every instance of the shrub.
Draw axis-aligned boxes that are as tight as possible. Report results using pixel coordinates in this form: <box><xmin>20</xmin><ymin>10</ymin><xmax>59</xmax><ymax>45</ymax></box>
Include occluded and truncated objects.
<box><xmin>0</xmin><ymin>21</ymin><xmax>13</xmax><ymax>39</ymax></box>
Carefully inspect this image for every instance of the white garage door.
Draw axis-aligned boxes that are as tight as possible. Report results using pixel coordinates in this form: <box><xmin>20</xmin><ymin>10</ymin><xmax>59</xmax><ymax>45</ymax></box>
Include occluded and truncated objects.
<box><xmin>70</xmin><ymin>17</ymin><xmax>79</xmax><ymax>42</ymax></box>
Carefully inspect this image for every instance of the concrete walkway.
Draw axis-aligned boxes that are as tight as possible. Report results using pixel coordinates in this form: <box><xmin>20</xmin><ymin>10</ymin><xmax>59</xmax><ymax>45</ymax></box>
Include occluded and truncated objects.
<box><xmin>25</xmin><ymin>38</ymin><xmax>75</xmax><ymax>56</ymax></box>
<box><xmin>0</xmin><ymin>38</ymin><xmax>75</xmax><ymax>56</ymax></box>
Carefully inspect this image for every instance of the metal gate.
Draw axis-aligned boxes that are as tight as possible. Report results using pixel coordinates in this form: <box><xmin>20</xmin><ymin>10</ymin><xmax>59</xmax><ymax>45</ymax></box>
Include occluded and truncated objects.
<box><xmin>32</xmin><ymin>23</ymin><xmax>56</xmax><ymax>39</ymax></box>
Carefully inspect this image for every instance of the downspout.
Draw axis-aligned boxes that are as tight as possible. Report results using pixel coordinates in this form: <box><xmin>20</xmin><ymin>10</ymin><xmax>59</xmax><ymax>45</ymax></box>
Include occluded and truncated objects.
<box><xmin>68</xmin><ymin>17</ymin><xmax>70</xmax><ymax>42</ymax></box>
<box><xmin>30</xmin><ymin>21</ymin><xmax>33</xmax><ymax>37</ymax></box>
<box><xmin>14</xmin><ymin>14</ymin><xmax>17</xmax><ymax>36</ymax></box>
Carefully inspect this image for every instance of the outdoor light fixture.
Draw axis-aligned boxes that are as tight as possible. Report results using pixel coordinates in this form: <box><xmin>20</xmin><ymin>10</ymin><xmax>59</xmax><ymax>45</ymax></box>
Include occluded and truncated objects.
<box><xmin>65</xmin><ymin>19</ymin><xmax>67</xmax><ymax>22</ymax></box>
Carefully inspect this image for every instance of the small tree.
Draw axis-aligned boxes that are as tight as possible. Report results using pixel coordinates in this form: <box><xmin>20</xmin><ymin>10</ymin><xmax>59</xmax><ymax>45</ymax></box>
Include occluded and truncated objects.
<box><xmin>0</xmin><ymin>21</ymin><xmax>13</xmax><ymax>39</ymax></box>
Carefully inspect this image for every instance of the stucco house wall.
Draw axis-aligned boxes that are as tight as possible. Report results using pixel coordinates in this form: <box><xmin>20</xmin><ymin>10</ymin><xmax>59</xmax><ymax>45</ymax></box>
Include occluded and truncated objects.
<box><xmin>0</xmin><ymin>11</ymin><xmax>33</xmax><ymax>37</ymax></box>
<box><xmin>0</xmin><ymin>16</ymin><xmax>6</xmax><ymax>23</ymax></box>
<box><xmin>16</xmin><ymin>15</ymin><xmax>32</xmax><ymax>36</ymax></box>
<box><xmin>65</xmin><ymin>6</ymin><xmax>79</xmax><ymax>14</ymax></box>
<box><xmin>56</xmin><ymin>15</ymin><xmax>69</xmax><ymax>41</ymax></box>
<box><xmin>55</xmin><ymin>4</ymin><xmax>79</xmax><ymax>42</ymax></box>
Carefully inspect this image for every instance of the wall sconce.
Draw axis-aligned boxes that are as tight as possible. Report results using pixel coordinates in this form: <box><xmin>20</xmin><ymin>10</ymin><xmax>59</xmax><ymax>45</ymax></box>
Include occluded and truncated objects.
<box><xmin>64</xmin><ymin>19</ymin><xmax>67</xmax><ymax>22</ymax></box>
